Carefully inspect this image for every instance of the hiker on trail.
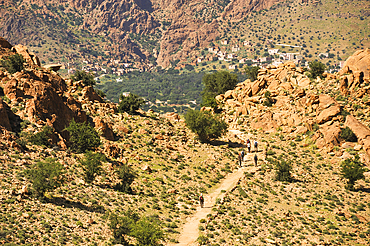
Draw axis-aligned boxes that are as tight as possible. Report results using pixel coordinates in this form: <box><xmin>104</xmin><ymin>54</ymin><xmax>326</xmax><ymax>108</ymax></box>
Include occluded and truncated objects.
<box><xmin>265</xmin><ymin>142</ymin><xmax>270</xmax><ymax>159</ymax></box>
<box><xmin>238</xmin><ymin>150</ymin><xmax>245</xmax><ymax>167</ymax></box>
<box><xmin>254</xmin><ymin>154</ymin><xmax>258</xmax><ymax>166</ymax></box>
<box><xmin>254</xmin><ymin>140</ymin><xmax>258</xmax><ymax>153</ymax></box>
<box><xmin>199</xmin><ymin>193</ymin><xmax>204</xmax><ymax>208</ymax></box>
<box><xmin>247</xmin><ymin>139</ymin><xmax>251</xmax><ymax>153</ymax></box>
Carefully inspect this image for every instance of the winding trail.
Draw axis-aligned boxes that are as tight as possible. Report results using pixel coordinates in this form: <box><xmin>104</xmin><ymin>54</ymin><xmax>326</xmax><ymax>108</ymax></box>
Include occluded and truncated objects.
<box><xmin>172</xmin><ymin>166</ymin><xmax>247</xmax><ymax>246</ymax></box>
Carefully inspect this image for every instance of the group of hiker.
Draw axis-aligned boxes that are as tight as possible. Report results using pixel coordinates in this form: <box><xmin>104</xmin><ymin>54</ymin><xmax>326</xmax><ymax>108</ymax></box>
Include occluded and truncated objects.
<box><xmin>238</xmin><ymin>139</ymin><xmax>259</xmax><ymax>167</ymax></box>
<box><xmin>199</xmin><ymin>139</ymin><xmax>268</xmax><ymax>208</ymax></box>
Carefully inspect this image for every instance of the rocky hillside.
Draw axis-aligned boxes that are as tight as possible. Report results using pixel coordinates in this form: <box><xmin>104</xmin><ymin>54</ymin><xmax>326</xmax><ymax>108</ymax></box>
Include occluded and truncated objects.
<box><xmin>0</xmin><ymin>36</ymin><xmax>243</xmax><ymax>245</ymax></box>
<box><xmin>216</xmin><ymin>48</ymin><xmax>370</xmax><ymax>164</ymax></box>
<box><xmin>1</xmin><ymin>36</ymin><xmax>370</xmax><ymax>245</ymax></box>
<box><xmin>3</xmin><ymin>0</ymin><xmax>366</xmax><ymax>70</ymax></box>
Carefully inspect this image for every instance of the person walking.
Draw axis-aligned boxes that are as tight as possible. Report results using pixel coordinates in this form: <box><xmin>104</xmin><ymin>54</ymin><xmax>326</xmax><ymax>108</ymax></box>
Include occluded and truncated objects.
<box><xmin>247</xmin><ymin>139</ymin><xmax>251</xmax><ymax>153</ymax></box>
<box><xmin>254</xmin><ymin>140</ymin><xmax>258</xmax><ymax>153</ymax></box>
<box><xmin>199</xmin><ymin>193</ymin><xmax>204</xmax><ymax>208</ymax></box>
<box><xmin>254</xmin><ymin>154</ymin><xmax>258</xmax><ymax>166</ymax></box>
<box><xmin>239</xmin><ymin>150</ymin><xmax>245</xmax><ymax>167</ymax></box>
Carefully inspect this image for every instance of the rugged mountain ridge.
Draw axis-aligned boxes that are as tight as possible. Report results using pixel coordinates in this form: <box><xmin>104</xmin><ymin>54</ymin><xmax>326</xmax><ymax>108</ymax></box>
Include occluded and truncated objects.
<box><xmin>0</xmin><ymin>0</ymin><xmax>284</xmax><ymax>68</ymax></box>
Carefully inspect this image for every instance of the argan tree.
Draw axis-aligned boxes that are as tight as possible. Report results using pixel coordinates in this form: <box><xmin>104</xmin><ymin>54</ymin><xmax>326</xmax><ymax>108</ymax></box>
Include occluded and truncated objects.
<box><xmin>201</xmin><ymin>70</ymin><xmax>238</xmax><ymax>109</ymax></box>
<box><xmin>308</xmin><ymin>60</ymin><xmax>326</xmax><ymax>79</ymax></box>
<box><xmin>184</xmin><ymin>109</ymin><xmax>228</xmax><ymax>142</ymax></box>
<box><xmin>64</xmin><ymin>119</ymin><xmax>101</xmax><ymax>153</ymax></box>
<box><xmin>79</xmin><ymin>151</ymin><xmax>106</xmax><ymax>184</ymax></box>
<box><xmin>25</xmin><ymin>158</ymin><xmax>64</xmax><ymax>199</ymax></box>
<box><xmin>118</xmin><ymin>93</ymin><xmax>145</xmax><ymax>114</ymax></box>
<box><xmin>341</xmin><ymin>155</ymin><xmax>366</xmax><ymax>191</ymax></box>
<box><xmin>71</xmin><ymin>70</ymin><xmax>95</xmax><ymax>86</ymax></box>
<box><xmin>0</xmin><ymin>54</ymin><xmax>25</xmax><ymax>74</ymax></box>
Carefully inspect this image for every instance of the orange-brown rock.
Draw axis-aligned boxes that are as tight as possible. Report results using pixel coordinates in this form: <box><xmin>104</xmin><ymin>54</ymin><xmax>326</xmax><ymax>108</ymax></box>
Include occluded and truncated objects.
<box><xmin>93</xmin><ymin>117</ymin><xmax>115</xmax><ymax>141</ymax></box>
<box><xmin>12</xmin><ymin>44</ymin><xmax>41</xmax><ymax>67</ymax></box>
<box><xmin>82</xmin><ymin>86</ymin><xmax>104</xmax><ymax>103</ymax></box>
<box><xmin>319</xmin><ymin>125</ymin><xmax>342</xmax><ymax>148</ymax></box>
<box><xmin>316</xmin><ymin>105</ymin><xmax>341</xmax><ymax>124</ymax></box>
<box><xmin>104</xmin><ymin>143</ymin><xmax>122</xmax><ymax>159</ymax></box>
<box><xmin>0</xmin><ymin>36</ymin><xmax>12</xmax><ymax>49</ymax></box>
<box><xmin>0</xmin><ymin>98</ymin><xmax>12</xmax><ymax>131</ymax></box>
<box><xmin>340</xmin><ymin>48</ymin><xmax>370</xmax><ymax>80</ymax></box>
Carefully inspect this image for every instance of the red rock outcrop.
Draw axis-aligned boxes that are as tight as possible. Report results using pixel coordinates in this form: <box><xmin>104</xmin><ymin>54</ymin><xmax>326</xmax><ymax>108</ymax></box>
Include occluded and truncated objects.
<box><xmin>345</xmin><ymin>115</ymin><xmax>370</xmax><ymax>163</ymax></box>
<box><xmin>82</xmin><ymin>86</ymin><xmax>104</xmax><ymax>103</ymax></box>
<box><xmin>339</xmin><ymin>49</ymin><xmax>370</xmax><ymax>95</ymax></box>
<box><xmin>0</xmin><ymin>98</ymin><xmax>12</xmax><ymax>131</ymax></box>
<box><xmin>94</xmin><ymin>116</ymin><xmax>115</xmax><ymax>141</ymax></box>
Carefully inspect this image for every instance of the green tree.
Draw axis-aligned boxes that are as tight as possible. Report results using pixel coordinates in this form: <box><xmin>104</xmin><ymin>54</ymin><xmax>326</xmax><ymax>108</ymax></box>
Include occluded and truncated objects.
<box><xmin>1</xmin><ymin>54</ymin><xmax>25</xmax><ymax>74</ymax></box>
<box><xmin>25</xmin><ymin>158</ymin><xmax>64</xmax><ymax>199</ymax></box>
<box><xmin>184</xmin><ymin>109</ymin><xmax>228</xmax><ymax>142</ymax></box>
<box><xmin>28</xmin><ymin>125</ymin><xmax>53</xmax><ymax>147</ymax></box>
<box><xmin>340</xmin><ymin>155</ymin><xmax>366</xmax><ymax>191</ymax></box>
<box><xmin>341</xmin><ymin>126</ymin><xmax>357</xmax><ymax>142</ymax></box>
<box><xmin>115</xmin><ymin>163</ymin><xmax>137</xmax><ymax>193</ymax></box>
<box><xmin>244</xmin><ymin>65</ymin><xmax>259</xmax><ymax>81</ymax></box>
<box><xmin>130</xmin><ymin>216</ymin><xmax>165</xmax><ymax>246</ymax></box>
<box><xmin>109</xmin><ymin>211</ymin><xmax>139</xmax><ymax>245</ymax></box>
<box><xmin>118</xmin><ymin>93</ymin><xmax>145</xmax><ymax>114</ymax></box>
<box><xmin>64</xmin><ymin>119</ymin><xmax>101</xmax><ymax>153</ymax></box>
<box><xmin>308</xmin><ymin>60</ymin><xmax>326</xmax><ymax>79</ymax></box>
<box><xmin>79</xmin><ymin>151</ymin><xmax>106</xmax><ymax>184</ymax></box>
<box><xmin>71</xmin><ymin>70</ymin><xmax>95</xmax><ymax>86</ymax></box>
<box><xmin>201</xmin><ymin>70</ymin><xmax>238</xmax><ymax>108</ymax></box>
<box><xmin>275</xmin><ymin>159</ymin><xmax>292</xmax><ymax>182</ymax></box>
<box><xmin>262</xmin><ymin>91</ymin><xmax>274</xmax><ymax>107</ymax></box>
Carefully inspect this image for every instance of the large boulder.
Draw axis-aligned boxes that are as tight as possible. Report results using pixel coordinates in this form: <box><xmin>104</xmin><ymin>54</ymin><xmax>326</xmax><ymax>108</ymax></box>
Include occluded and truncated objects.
<box><xmin>0</xmin><ymin>98</ymin><xmax>12</xmax><ymax>131</ymax></box>
<box><xmin>82</xmin><ymin>86</ymin><xmax>104</xmax><ymax>103</ymax></box>
<box><xmin>11</xmin><ymin>44</ymin><xmax>41</xmax><ymax>67</ymax></box>
<box><xmin>340</xmin><ymin>48</ymin><xmax>370</xmax><ymax>80</ymax></box>
<box><xmin>0</xmin><ymin>37</ymin><xmax>12</xmax><ymax>49</ymax></box>
<box><xmin>94</xmin><ymin>117</ymin><xmax>115</xmax><ymax>141</ymax></box>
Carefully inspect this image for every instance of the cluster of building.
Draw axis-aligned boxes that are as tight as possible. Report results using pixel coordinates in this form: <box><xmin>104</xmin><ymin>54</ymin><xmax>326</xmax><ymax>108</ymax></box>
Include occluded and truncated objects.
<box><xmin>66</xmin><ymin>59</ymin><xmax>134</xmax><ymax>76</ymax></box>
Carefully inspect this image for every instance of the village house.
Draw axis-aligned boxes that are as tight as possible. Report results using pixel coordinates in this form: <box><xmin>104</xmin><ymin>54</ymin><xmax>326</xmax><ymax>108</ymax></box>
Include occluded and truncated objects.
<box><xmin>197</xmin><ymin>57</ymin><xmax>204</xmax><ymax>63</ymax></box>
<box><xmin>243</xmin><ymin>41</ymin><xmax>252</xmax><ymax>46</ymax></box>
<box><xmin>228</xmin><ymin>64</ymin><xmax>237</xmax><ymax>70</ymax></box>
<box><xmin>232</xmin><ymin>45</ymin><xmax>240</xmax><ymax>52</ymax></box>
<box><xmin>268</xmin><ymin>49</ymin><xmax>279</xmax><ymax>56</ymax></box>
<box><xmin>227</xmin><ymin>53</ymin><xmax>236</xmax><ymax>59</ymax></box>
<box><xmin>221</xmin><ymin>40</ymin><xmax>228</xmax><ymax>45</ymax></box>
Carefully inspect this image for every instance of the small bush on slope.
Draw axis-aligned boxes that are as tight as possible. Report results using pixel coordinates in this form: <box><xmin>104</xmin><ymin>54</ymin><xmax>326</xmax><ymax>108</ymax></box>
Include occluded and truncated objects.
<box><xmin>25</xmin><ymin>158</ymin><xmax>64</xmax><ymax>199</ymax></box>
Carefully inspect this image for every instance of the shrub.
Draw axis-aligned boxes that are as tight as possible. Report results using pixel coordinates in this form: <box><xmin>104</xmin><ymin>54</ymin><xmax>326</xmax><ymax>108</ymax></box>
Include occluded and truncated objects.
<box><xmin>130</xmin><ymin>216</ymin><xmax>165</xmax><ymax>246</ymax></box>
<box><xmin>340</xmin><ymin>155</ymin><xmax>366</xmax><ymax>191</ymax></box>
<box><xmin>25</xmin><ymin>158</ymin><xmax>64</xmax><ymax>199</ymax></box>
<box><xmin>263</xmin><ymin>91</ymin><xmax>274</xmax><ymax>107</ymax></box>
<box><xmin>118</xmin><ymin>93</ymin><xmax>145</xmax><ymax>114</ymax></box>
<box><xmin>184</xmin><ymin>109</ymin><xmax>228</xmax><ymax>142</ymax></box>
<box><xmin>244</xmin><ymin>65</ymin><xmax>259</xmax><ymax>81</ymax></box>
<box><xmin>28</xmin><ymin>126</ymin><xmax>53</xmax><ymax>147</ymax></box>
<box><xmin>1</xmin><ymin>54</ymin><xmax>25</xmax><ymax>74</ymax></box>
<box><xmin>79</xmin><ymin>151</ymin><xmax>106</xmax><ymax>184</ymax></box>
<box><xmin>341</xmin><ymin>127</ymin><xmax>357</xmax><ymax>142</ymax></box>
<box><xmin>275</xmin><ymin>159</ymin><xmax>292</xmax><ymax>182</ymax></box>
<box><xmin>308</xmin><ymin>61</ymin><xmax>326</xmax><ymax>79</ymax></box>
<box><xmin>71</xmin><ymin>70</ymin><xmax>95</xmax><ymax>86</ymax></box>
<box><xmin>115</xmin><ymin>163</ymin><xmax>137</xmax><ymax>193</ymax></box>
<box><xmin>64</xmin><ymin>119</ymin><xmax>101</xmax><ymax>153</ymax></box>
<box><xmin>201</xmin><ymin>70</ymin><xmax>238</xmax><ymax>108</ymax></box>
<box><xmin>109</xmin><ymin>210</ymin><xmax>139</xmax><ymax>245</ymax></box>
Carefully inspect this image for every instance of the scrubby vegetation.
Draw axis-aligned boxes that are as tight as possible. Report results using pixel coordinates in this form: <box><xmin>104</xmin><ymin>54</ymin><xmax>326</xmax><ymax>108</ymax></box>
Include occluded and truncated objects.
<box><xmin>71</xmin><ymin>70</ymin><xmax>95</xmax><ymax>86</ymax></box>
<box><xmin>0</xmin><ymin>54</ymin><xmax>25</xmax><ymax>74</ymax></box>
<box><xmin>118</xmin><ymin>93</ymin><xmax>145</xmax><ymax>114</ymax></box>
<box><xmin>64</xmin><ymin>119</ymin><xmax>101</xmax><ymax>153</ymax></box>
<box><xmin>184</xmin><ymin>109</ymin><xmax>228</xmax><ymax>142</ymax></box>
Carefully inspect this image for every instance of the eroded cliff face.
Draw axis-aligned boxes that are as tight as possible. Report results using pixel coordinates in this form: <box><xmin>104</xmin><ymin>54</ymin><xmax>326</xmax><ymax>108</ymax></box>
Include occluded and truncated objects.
<box><xmin>0</xmin><ymin>0</ymin><xmax>285</xmax><ymax>68</ymax></box>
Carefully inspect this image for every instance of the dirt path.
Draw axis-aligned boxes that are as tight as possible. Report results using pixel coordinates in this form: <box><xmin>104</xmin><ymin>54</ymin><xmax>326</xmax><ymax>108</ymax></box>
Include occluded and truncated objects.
<box><xmin>171</xmin><ymin>166</ymin><xmax>247</xmax><ymax>246</ymax></box>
